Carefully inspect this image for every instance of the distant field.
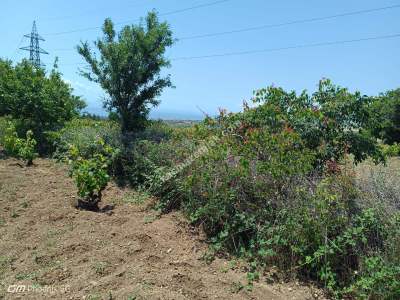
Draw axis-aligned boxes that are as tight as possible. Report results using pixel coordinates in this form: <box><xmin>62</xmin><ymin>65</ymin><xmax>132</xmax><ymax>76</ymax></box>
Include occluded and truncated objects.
<box><xmin>162</xmin><ymin>119</ymin><xmax>202</xmax><ymax>128</ymax></box>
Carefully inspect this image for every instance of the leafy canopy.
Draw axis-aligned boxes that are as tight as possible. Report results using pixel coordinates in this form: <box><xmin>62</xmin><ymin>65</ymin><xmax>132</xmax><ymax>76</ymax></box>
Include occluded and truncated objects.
<box><xmin>221</xmin><ymin>79</ymin><xmax>384</xmax><ymax>166</ymax></box>
<box><xmin>366</xmin><ymin>88</ymin><xmax>400</xmax><ymax>145</ymax></box>
<box><xmin>77</xmin><ymin>11</ymin><xmax>174</xmax><ymax>134</ymax></box>
<box><xmin>0</xmin><ymin>58</ymin><xmax>86</xmax><ymax>153</ymax></box>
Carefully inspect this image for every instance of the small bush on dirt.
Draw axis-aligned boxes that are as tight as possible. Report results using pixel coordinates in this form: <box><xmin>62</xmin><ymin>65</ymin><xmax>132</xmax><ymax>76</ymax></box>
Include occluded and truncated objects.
<box><xmin>17</xmin><ymin>130</ymin><xmax>37</xmax><ymax>166</ymax></box>
<box><xmin>1</xmin><ymin>121</ymin><xmax>37</xmax><ymax>165</ymax></box>
<box><xmin>67</xmin><ymin>138</ymin><xmax>117</xmax><ymax>210</ymax></box>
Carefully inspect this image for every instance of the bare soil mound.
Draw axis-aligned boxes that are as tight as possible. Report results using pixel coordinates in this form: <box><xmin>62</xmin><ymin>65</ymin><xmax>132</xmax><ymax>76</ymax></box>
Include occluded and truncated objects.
<box><xmin>0</xmin><ymin>158</ymin><xmax>322</xmax><ymax>299</ymax></box>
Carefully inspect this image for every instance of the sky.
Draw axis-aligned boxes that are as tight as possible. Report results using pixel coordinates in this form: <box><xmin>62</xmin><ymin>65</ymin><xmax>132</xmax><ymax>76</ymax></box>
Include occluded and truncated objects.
<box><xmin>1</xmin><ymin>0</ymin><xmax>400</xmax><ymax>119</ymax></box>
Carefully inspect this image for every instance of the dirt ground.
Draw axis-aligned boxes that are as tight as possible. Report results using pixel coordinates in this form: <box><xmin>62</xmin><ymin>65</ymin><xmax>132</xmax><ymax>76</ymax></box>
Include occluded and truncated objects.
<box><xmin>0</xmin><ymin>158</ymin><xmax>323</xmax><ymax>300</ymax></box>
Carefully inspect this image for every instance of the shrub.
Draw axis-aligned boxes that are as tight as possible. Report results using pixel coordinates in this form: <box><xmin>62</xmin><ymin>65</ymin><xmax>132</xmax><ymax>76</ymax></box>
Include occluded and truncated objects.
<box><xmin>2</xmin><ymin>121</ymin><xmax>20</xmax><ymax>156</ymax></box>
<box><xmin>0</xmin><ymin>117</ymin><xmax>10</xmax><ymax>143</ymax></box>
<box><xmin>67</xmin><ymin>138</ymin><xmax>117</xmax><ymax>210</ymax></box>
<box><xmin>51</xmin><ymin>118</ymin><xmax>122</xmax><ymax>159</ymax></box>
<box><xmin>142</xmin><ymin>80</ymin><xmax>398</xmax><ymax>298</ymax></box>
<box><xmin>112</xmin><ymin>122</ymin><xmax>194</xmax><ymax>186</ymax></box>
<box><xmin>381</xmin><ymin>143</ymin><xmax>400</xmax><ymax>157</ymax></box>
<box><xmin>346</xmin><ymin>256</ymin><xmax>400</xmax><ymax>299</ymax></box>
<box><xmin>17</xmin><ymin>130</ymin><xmax>37</xmax><ymax>166</ymax></box>
<box><xmin>233</xmin><ymin>79</ymin><xmax>384</xmax><ymax>167</ymax></box>
<box><xmin>0</xmin><ymin>121</ymin><xmax>37</xmax><ymax>165</ymax></box>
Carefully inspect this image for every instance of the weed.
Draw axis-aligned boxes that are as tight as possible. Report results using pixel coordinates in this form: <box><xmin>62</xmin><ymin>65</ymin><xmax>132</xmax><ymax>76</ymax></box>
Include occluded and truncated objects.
<box><xmin>230</xmin><ymin>281</ymin><xmax>244</xmax><ymax>293</ymax></box>
<box><xmin>92</xmin><ymin>261</ymin><xmax>109</xmax><ymax>276</ymax></box>
<box><xmin>143</xmin><ymin>214</ymin><xmax>159</xmax><ymax>224</ymax></box>
<box><xmin>20</xmin><ymin>201</ymin><xmax>29</xmax><ymax>208</ymax></box>
<box><xmin>0</xmin><ymin>256</ymin><xmax>14</xmax><ymax>275</ymax></box>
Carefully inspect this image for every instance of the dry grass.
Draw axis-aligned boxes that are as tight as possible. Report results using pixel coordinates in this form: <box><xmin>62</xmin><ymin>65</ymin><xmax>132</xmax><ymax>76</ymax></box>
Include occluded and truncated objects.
<box><xmin>354</xmin><ymin>157</ymin><xmax>400</xmax><ymax>214</ymax></box>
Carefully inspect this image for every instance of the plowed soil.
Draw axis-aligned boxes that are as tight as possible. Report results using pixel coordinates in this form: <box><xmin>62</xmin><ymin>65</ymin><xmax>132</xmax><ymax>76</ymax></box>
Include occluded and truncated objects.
<box><xmin>0</xmin><ymin>158</ymin><xmax>323</xmax><ymax>300</ymax></box>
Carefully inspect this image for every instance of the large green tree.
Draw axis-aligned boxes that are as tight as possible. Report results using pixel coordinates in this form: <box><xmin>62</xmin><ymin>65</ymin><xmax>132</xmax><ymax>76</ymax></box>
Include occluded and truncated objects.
<box><xmin>0</xmin><ymin>58</ymin><xmax>86</xmax><ymax>153</ymax></box>
<box><xmin>77</xmin><ymin>12</ymin><xmax>174</xmax><ymax>136</ymax></box>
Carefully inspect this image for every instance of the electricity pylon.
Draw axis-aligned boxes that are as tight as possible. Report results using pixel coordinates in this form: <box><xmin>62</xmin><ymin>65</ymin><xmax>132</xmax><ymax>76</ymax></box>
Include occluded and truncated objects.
<box><xmin>20</xmin><ymin>21</ymin><xmax>48</xmax><ymax>67</ymax></box>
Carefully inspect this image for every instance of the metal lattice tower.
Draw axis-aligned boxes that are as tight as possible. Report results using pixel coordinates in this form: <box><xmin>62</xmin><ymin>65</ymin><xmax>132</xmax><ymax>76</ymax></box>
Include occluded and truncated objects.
<box><xmin>20</xmin><ymin>21</ymin><xmax>48</xmax><ymax>67</ymax></box>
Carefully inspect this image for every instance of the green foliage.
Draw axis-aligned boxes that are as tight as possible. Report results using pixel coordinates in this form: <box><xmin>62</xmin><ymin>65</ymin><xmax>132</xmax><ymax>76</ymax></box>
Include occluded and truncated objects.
<box><xmin>0</xmin><ymin>58</ymin><xmax>86</xmax><ymax>153</ymax></box>
<box><xmin>68</xmin><ymin>138</ymin><xmax>117</xmax><ymax>209</ymax></box>
<box><xmin>381</xmin><ymin>142</ymin><xmax>400</xmax><ymax>157</ymax></box>
<box><xmin>366</xmin><ymin>89</ymin><xmax>400</xmax><ymax>145</ymax></box>
<box><xmin>51</xmin><ymin>118</ymin><xmax>122</xmax><ymax>160</ymax></box>
<box><xmin>131</xmin><ymin>80</ymin><xmax>398</xmax><ymax>298</ymax></box>
<box><xmin>1</xmin><ymin>121</ymin><xmax>37</xmax><ymax>165</ymax></box>
<box><xmin>2</xmin><ymin>121</ymin><xmax>20</xmax><ymax>156</ymax></box>
<box><xmin>345</xmin><ymin>256</ymin><xmax>400</xmax><ymax>299</ymax></box>
<box><xmin>112</xmin><ymin>121</ymin><xmax>184</xmax><ymax>186</ymax></box>
<box><xmin>77</xmin><ymin>12</ymin><xmax>174</xmax><ymax>135</ymax></box>
<box><xmin>237</xmin><ymin>79</ymin><xmax>384</xmax><ymax>166</ymax></box>
<box><xmin>18</xmin><ymin>130</ymin><xmax>37</xmax><ymax>166</ymax></box>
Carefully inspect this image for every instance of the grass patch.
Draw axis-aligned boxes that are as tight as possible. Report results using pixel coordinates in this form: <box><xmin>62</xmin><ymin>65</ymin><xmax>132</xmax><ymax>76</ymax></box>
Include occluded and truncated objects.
<box><xmin>122</xmin><ymin>190</ymin><xmax>151</xmax><ymax>205</ymax></box>
<box><xmin>15</xmin><ymin>271</ymin><xmax>37</xmax><ymax>281</ymax></box>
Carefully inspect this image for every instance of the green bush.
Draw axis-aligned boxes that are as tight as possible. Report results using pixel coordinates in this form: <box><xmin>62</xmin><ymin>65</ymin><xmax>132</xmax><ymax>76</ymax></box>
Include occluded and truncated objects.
<box><xmin>17</xmin><ymin>130</ymin><xmax>37</xmax><ymax>166</ymax></box>
<box><xmin>230</xmin><ymin>79</ymin><xmax>384</xmax><ymax>167</ymax></box>
<box><xmin>141</xmin><ymin>80</ymin><xmax>398</xmax><ymax>298</ymax></box>
<box><xmin>51</xmin><ymin>118</ymin><xmax>122</xmax><ymax>159</ymax></box>
<box><xmin>112</xmin><ymin>122</ymin><xmax>194</xmax><ymax>186</ymax></box>
<box><xmin>0</xmin><ymin>121</ymin><xmax>37</xmax><ymax>165</ymax></box>
<box><xmin>346</xmin><ymin>256</ymin><xmax>400</xmax><ymax>299</ymax></box>
<box><xmin>67</xmin><ymin>138</ymin><xmax>117</xmax><ymax>210</ymax></box>
<box><xmin>2</xmin><ymin>121</ymin><xmax>20</xmax><ymax>156</ymax></box>
<box><xmin>381</xmin><ymin>143</ymin><xmax>400</xmax><ymax>157</ymax></box>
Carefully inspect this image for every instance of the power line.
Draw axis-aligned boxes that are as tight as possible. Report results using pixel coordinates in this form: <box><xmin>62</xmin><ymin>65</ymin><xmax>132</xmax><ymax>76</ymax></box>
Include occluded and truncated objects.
<box><xmin>39</xmin><ymin>0</ymin><xmax>157</xmax><ymax>22</ymax></box>
<box><xmin>179</xmin><ymin>4</ymin><xmax>400</xmax><ymax>40</ymax></box>
<box><xmin>12</xmin><ymin>36</ymin><xmax>26</xmax><ymax>58</ymax></box>
<box><xmin>54</xmin><ymin>32</ymin><xmax>400</xmax><ymax>66</ymax></box>
<box><xmin>44</xmin><ymin>0</ymin><xmax>234</xmax><ymax>36</ymax></box>
<box><xmin>47</xmin><ymin>3</ymin><xmax>400</xmax><ymax>52</ymax></box>
<box><xmin>171</xmin><ymin>33</ymin><xmax>400</xmax><ymax>60</ymax></box>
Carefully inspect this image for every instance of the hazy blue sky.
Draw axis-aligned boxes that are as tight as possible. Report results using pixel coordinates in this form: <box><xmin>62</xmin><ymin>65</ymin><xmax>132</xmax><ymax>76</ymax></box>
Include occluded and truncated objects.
<box><xmin>1</xmin><ymin>0</ymin><xmax>399</xmax><ymax>119</ymax></box>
